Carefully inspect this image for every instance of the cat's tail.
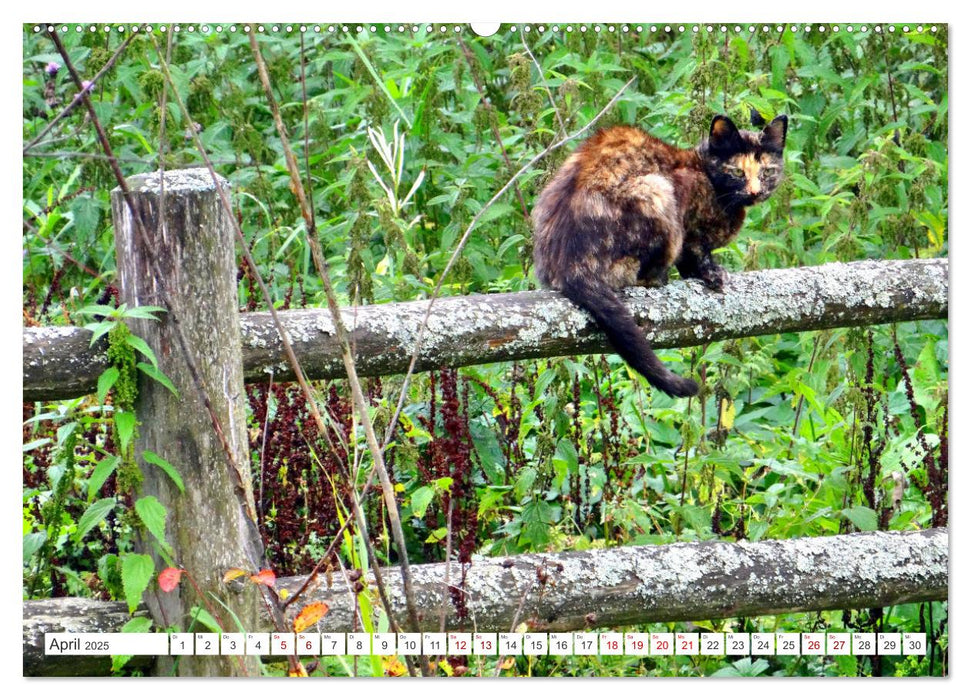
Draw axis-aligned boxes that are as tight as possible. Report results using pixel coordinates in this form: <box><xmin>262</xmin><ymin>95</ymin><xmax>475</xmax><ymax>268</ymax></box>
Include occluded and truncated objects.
<box><xmin>560</xmin><ymin>276</ymin><xmax>699</xmax><ymax>398</ymax></box>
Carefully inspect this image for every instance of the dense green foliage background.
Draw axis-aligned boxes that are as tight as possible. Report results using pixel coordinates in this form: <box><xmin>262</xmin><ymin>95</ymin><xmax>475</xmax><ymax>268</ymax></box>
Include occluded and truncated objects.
<box><xmin>23</xmin><ymin>23</ymin><xmax>947</xmax><ymax>677</ymax></box>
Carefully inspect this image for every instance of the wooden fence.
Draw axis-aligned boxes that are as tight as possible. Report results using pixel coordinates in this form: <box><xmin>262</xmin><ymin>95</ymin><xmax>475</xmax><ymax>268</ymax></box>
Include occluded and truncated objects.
<box><xmin>22</xmin><ymin>169</ymin><xmax>949</xmax><ymax>675</ymax></box>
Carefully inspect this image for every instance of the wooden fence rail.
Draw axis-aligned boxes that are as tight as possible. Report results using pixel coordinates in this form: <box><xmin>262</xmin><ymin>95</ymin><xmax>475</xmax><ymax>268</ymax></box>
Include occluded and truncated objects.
<box><xmin>23</xmin><ymin>527</ymin><xmax>948</xmax><ymax>676</ymax></box>
<box><xmin>24</xmin><ymin>257</ymin><xmax>948</xmax><ymax>402</ymax></box>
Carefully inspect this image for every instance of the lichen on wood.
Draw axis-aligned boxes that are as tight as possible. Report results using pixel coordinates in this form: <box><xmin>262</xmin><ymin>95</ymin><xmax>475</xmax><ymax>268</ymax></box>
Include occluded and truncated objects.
<box><xmin>22</xmin><ymin>527</ymin><xmax>948</xmax><ymax>675</ymax></box>
<box><xmin>23</xmin><ymin>258</ymin><xmax>947</xmax><ymax>402</ymax></box>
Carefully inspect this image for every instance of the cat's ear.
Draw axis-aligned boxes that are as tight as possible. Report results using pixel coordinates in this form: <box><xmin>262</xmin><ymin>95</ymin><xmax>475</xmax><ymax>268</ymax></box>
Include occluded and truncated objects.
<box><xmin>761</xmin><ymin>115</ymin><xmax>788</xmax><ymax>152</ymax></box>
<box><xmin>749</xmin><ymin>108</ymin><xmax>767</xmax><ymax>127</ymax></box>
<box><xmin>709</xmin><ymin>115</ymin><xmax>742</xmax><ymax>153</ymax></box>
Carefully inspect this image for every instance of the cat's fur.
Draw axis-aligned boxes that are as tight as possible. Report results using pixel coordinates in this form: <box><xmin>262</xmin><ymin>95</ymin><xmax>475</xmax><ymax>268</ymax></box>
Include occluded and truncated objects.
<box><xmin>532</xmin><ymin>113</ymin><xmax>787</xmax><ymax>397</ymax></box>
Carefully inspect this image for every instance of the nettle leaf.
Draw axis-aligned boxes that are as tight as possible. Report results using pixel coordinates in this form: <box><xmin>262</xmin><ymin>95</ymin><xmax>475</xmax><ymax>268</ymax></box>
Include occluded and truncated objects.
<box><xmin>74</xmin><ymin>498</ymin><xmax>117</xmax><ymax>544</ymax></box>
<box><xmin>23</xmin><ymin>438</ymin><xmax>51</xmax><ymax>452</ymax></box>
<box><xmin>410</xmin><ymin>485</ymin><xmax>436</xmax><ymax>519</ymax></box>
<box><xmin>78</xmin><ymin>304</ymin><xmax>120</xmax><ymax>319</ymax></box>
<box><xmin>136</xmin><ymin>362</ymin><xmax>178</xmax><ymax>397</ymax></box>
<box><xmin>842</xmin><ymin>505</ymin><xmax>879</xmax><ymax>532</ymax></box>
<box><xmin>97</xmin><ymin>367</ymin><xmax>120</xmax><ymax>405</ymax></box>
<box><xmin>121</xmin><ymin>553</ymin><xmax>155</xmax><ymax>613</ymax></box>
<box><xmin>85</xmin><ymin>320</ymin><xmax>117</xmax><ymax>347</ymax></box>
<box><xmin>87</xmin><ymin>456</ymin><xmax>119</xmax><ymax>500</ymax></box>
<box><xmin>121</xmin><ymin>616</ymin><xmax>153</xmax><ymax>633</ymax></box>
<box><xmin>69</xmin><ymin>196</ymin><xmax>101</xmax><ymax>239</ymax></box>
<box><xmin>142</xmin><ymin>451</ymin><xmax>185</xmax><ymax>494</ymax></box>
<box><xmin>111</xmin><ymin>654</ymin><xmax>134</xmax><ymax>674</ymax></box>
<box><xmin>122</xmin><ymin>305</ymin><xmax>167</xmax><ymax>320</ymax></box>
<box><xmin>23</xmin><ymin>531</ymin><xmax>47</xmax><ymax>561</ymax></box>
<box><xmin>134</xmin><ymin>496</ymin><xmax>169</xmax><ymax>550</ymax></box>
<box><xmin>124</xmin><ymin>334</ymin><xmax>158</xmax><ymax>369</ymax></box>
<box><xmin>56</xmin><ymin>421</ymin><xmax>78</xmax><ymax>447</ymax></box>
<box><xmin>115</xmin><ymin>411</ymin><xmax>137</xmax><ymax>453</ymax></box>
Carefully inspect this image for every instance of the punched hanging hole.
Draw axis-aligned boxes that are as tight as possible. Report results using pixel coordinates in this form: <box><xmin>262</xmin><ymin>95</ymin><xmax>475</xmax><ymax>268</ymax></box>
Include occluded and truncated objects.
<box><xmin>470</xmin><ymin>23</ymin><xmax>501</xmax><ymax>37</ymax></box>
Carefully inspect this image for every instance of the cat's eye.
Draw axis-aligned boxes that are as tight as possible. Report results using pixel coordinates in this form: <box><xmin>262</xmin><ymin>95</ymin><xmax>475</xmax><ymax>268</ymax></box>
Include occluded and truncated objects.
<box><xmin>724</xmin><ymin>165</ymin><xmax>744</xmax><ymax>177</ymax></box>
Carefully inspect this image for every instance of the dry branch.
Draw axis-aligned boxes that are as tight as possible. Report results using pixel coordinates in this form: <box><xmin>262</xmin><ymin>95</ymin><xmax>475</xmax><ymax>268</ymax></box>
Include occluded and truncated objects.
<box><xmin>23</xmin><ymin>527</ymin><xmax>948</xmax><ymax>675</ymax></box>
<box><xmin>24</xmin><ymin>257</ymin><xmax>947</xmax><ymax>402</ymax></box>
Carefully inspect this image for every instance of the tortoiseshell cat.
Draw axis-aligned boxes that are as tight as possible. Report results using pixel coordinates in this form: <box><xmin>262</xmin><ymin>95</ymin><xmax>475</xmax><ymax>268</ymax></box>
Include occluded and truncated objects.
<box><xmin>533</xmin><ymin>112</ymin><xmax>787</xmax><ymax>397</ymax></box>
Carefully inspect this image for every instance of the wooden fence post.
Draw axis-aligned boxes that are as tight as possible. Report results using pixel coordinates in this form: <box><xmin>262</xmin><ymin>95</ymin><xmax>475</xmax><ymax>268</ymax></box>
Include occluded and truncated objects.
<box><xmin>112</xmin><ymin>169</ymin><xmax>262</xmax><ymax>676</ymax></box>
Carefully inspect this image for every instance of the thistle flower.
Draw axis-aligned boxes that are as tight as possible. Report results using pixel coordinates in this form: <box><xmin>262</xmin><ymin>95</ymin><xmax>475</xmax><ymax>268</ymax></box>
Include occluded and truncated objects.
<box><xmin>73</xmin><ymin>80</ymin><xmax>94</xmax><ymax>99</ymax></box>
<box><xmin>45</xmin><ymin>61</ymin><xmax>60</xmax><ymax>77</ymax></box>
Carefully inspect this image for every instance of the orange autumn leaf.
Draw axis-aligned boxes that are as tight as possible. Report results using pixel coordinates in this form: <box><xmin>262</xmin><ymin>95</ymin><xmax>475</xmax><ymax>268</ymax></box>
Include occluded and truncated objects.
<box><xmin>292</xmin><ymin>601</ymin><xmax>330</xmax><ymax>633</ymax></box>
<box><xmin>158</xmin><ymin>567</ymin><xmax>183</xmax><ymax>593</ymax></box>
<box><xmin>223</xmin><ymin>567</ymin><xmax>248</xmax><ymax>584</ymax></box>
<box><xmin>250</xmin><ymin>568</ymin><xmax>277</xmax><ymax>588</ymax></box>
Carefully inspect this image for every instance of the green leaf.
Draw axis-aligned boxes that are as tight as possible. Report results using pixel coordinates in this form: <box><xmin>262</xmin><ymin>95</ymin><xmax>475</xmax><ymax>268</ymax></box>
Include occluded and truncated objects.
<box><xmin>97</xmin><ymin>367</ymin><xmax>120</xmax><ymax>406</ymax></box>
<box><xmin>677</xmin><ymin>504</ymin><xmax>711</xmax><ymax>535</ymax></box>
<box><xmin>85</xmin><ymin>320</ymin><xmax>117</xmax><ymax>346</ymax></box>
<box><xmin>121</xmin><ymin>616</ymin><xmax>153</xmax><ymax>633</ymax></box>
<box><xmin>425</xmin><ymin>527</ymin><xmax>448</xmax><ymax>543</ymax></box>
<box><xmin>70</xmin><ymin>196</ymin><xmax>101</xmax><ymax>239</ymax></box>
<box><xmin>188</xmin><ymin>606</ymin><xmax>223</xmax><ymax>634</ymax></box>
<box><xmin>712</xmin><ymin>657</ymin><xmax>771</xmax><ymax>677</ymax></box>
<box><xmin>410</xmin><ymin>485</ymin><xmax>436</xmax><ymax>519</ymax></box>
<box><xmin>74</xmin><ymin>498</ymin><xmax>117</xmax><ymax>544</ymax></box>
<box><xmin>142</xmin><ymin>451</ymin><xmax>185</xmax><ymax>494</ymax></box>
<box><xmin>514</xmin><ymin>466</ymin><xmax>538</xmax><ymax>501</ymax></box>
<box><xmin>23</xmin><ymin>438</ymin><xmax>52</xmax><ymax>452</ymax></box>
<box><xmin>134</xmin><ymin>496</ymin><xmax>169</xmax><ymax>549</ymax></box>
<box><xmin>23</xmin><ymin>531</ymin><xmax>47</xmax><ymax>561</ymax></box>
<box><xmin>136</xmin><ymin>362</ymin><xmax>178</xmax><ymax>397</ymax></box>
<box><xmin>99</xmin><ymin>554</ymin><xmax>123</xmax><ymax>599</ymax></box>
<box><xmin>78</xmin><ymin>304</ymin><xmax>121</xmax><ymax>319</ymax></box>
<box><xmin>124</xmin><ymin>334</ymin><xmax>158</xmax><ymax>368</ymax></box>
<box><xmin>87</xmin><ymin>456</ymin><xmax>119</xmax><ymax>500</ymax></box>
<box><xmin>115</xmin><ymin>410</ymin><xmax>137</xmax><ymax>454</ymax></box>
<box><xmin>842</xmin><ymin>505</ymin><xmax>879</xmax><ymax>532</ymax></box>
<box><xmin>121</xmin><ymin>553</ymin><xmax>155</xmax><ymax>613</ymax></box>
<box><xmin>121</xmin><ymin>305</ymin><xmax>167</xmax><ymax>320</ymax></box>
<box><xmin>56</xmin><ymin>421</ymin><xmax>78</xmax><ymax>447</ymax></box>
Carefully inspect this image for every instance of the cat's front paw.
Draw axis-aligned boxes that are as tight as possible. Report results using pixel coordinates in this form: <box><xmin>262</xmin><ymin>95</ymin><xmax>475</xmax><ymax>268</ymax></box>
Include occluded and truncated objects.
<box><xmin>640</xmin><ymin>268</ymin><xmax>670</xmax><ymax>288</ymax></box>
<box><xmin>699</xmin><ymin>265</ymin><xmax>728</xmax><ymax>292</ymax></box>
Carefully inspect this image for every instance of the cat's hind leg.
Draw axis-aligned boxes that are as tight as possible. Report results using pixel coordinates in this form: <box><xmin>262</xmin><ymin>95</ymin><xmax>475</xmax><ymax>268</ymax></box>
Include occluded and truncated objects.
<box><xmin>616</xmin><ymin>174</ymin><xmax>684</xmax><ymax>288</ymax></box>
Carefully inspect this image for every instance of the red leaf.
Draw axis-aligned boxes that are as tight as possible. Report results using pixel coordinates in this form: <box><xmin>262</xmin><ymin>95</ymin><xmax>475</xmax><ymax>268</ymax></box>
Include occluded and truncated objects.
<box><xmin>293</xmin><ymin>601</ymin><xmax>330</xmax><ymax>633</ymax></box>
<box><xmin>159</xmin><ymin>567</ymin><xmax>183</xmax><ymax>593</ymax></box>
<box><xmin>250</xmin><ymin>568</ymin><xmax>276</xmax><ymax>588</ymax></box>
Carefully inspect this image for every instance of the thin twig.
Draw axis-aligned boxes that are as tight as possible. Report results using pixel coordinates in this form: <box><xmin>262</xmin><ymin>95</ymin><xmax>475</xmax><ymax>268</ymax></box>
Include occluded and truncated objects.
<box><xmin>519</xmin><ymin>34</ymin><xmax>568</xmax><ymax>138</ymax></box>
<box><xmin>247</xmin><ymin>29</ymin><xmax>425</xmax><ymax>675</ymax></box>
<box><xmin>493</xmin><ymin>579</ymin><xmax>536</xmax><ymax>677</ymax></box>
<box><xmin>24</xmin><ymin>31</ymin><xmax>138</xmax><ymax>156</ymax></box>
<box><xmin>298</xmin><ymin>33</ymin><xmax>316</xmax><ymax>230</ymax></box>
<box><xmin>24</xmin><ymin>150</ymin><xmax>157</xmax><ymax>164</ymax></box>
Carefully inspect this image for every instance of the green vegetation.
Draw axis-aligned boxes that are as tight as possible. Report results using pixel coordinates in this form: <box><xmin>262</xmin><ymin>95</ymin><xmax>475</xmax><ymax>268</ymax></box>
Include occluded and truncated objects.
<box><xmin>23</xmin><ymin>22</ymin><xmax>947</xmax><ymax>677</ymax></box>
